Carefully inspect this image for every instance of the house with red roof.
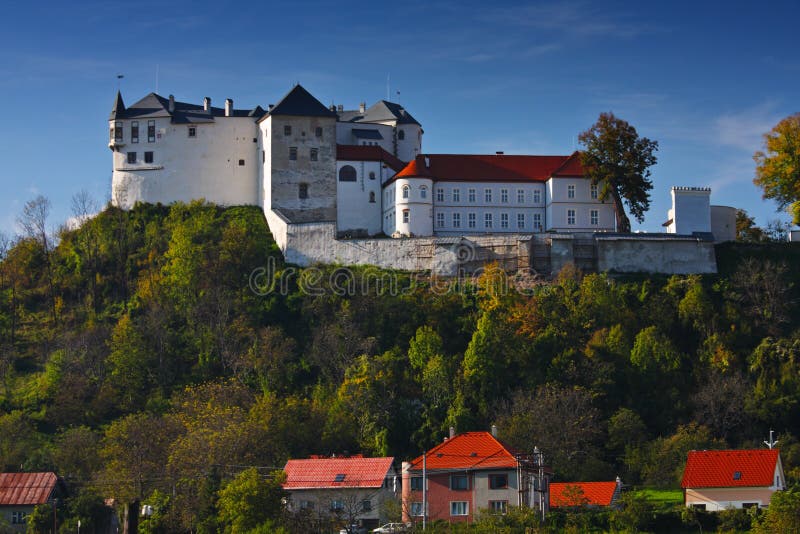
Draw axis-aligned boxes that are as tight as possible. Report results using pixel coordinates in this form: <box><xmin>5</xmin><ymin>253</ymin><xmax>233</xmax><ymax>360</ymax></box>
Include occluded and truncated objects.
<box><xmin>681</xmin><ymin>449</ymin><xmax>786</xmax><ymax>511</ymax></box>
<box><xmin>0</xmin><ymin>472</ymin><xmax>64</xmax><ymax>531</ymax></box>
<box><xmin>401</xmin><ymin>429</ymin><xmax>550</xmax><ymax>524</ymax></box>
<box><xmin>283</xmin><ymin>455</ymin><xmax>398</xmax><ymax>531</ymax></box>
<box><xmin>549</xmin><ymin>479</ymin><xmax>622</xmax><ymax>509</ymax></box>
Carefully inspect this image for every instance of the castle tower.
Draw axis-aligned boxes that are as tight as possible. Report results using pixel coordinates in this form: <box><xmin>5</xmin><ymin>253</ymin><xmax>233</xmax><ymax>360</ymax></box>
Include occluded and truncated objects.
<box><xmin>666</xmin><ymin>186</ymin><xmax>711</xmax><ymax>235</ymax></box>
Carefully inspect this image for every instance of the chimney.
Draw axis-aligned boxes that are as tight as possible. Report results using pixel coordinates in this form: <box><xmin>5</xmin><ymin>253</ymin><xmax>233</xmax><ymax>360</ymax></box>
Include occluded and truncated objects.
<box><xmin>168</xmin><ymin>94</ymin><xmax>175</xmax><ymax>113</ymax></box>
<box><xmin>491</xmin><ymin>424</ymin><xmax>498</xmax><ymax>438</ymax></box>
<box><xmin>496</xmin><ymin>151</ymin><xmax>504</xmax><ymax>155</ymax></box>
<box><xmin>268</xmin><ymin>104</ymin><xmax>274</xmax><ymax>112</ymax></box>
<box><xmin>449</xmin><ymin>426</ymin><xmax>455</xmax><ymax>439</ymax></box>
<box><xmin>424</xmin><ymin>156</ymin><xmax>430</xmax><ymax>168</ymax></box>
<box><xmin>225</xmin><ymin>98</ymin><xmax>233</xmax><ymax>117</ymax></box>
<box><xmin>359</xmin><ymin>101</ymin><xmax>366</xmax><ymax>113</ymax></box>
<box><xmin>329</xmin><ymin>104</ymin><xmax>336</xmax><ymax>112</ymax></box>
<box><xmin>337</xmin><ymin>104</ymin><xmax>344</xmax><ymax>113</ymax></box>
<box><xmin>203</xmin><ymin>97</ymin><xmax>211</xmax><ymax>111</ymax></box>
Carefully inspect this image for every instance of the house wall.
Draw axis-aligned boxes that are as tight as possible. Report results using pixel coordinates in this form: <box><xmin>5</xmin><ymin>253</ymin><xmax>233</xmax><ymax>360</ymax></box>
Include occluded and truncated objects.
<box><xmin>336</xmin><ymin>159</ymin><xmax>387</xmax><ymax>236</ymax></box>
<box><xmin>391</xmin><ymin>178</ymin><xmax>433</xmax><ymax>237</ymax></box>
<box><xmin>472</xmin><ymin>470</ymin><xmax>519</xmax><ymax>513</ymax></box>
<box><xmin>545</xmin><ymin>178</ymin><xmax>615</xmax><ymax>232</ymax></box>
<box><xmin>685</xmin><ymin>487</ymin><xmax>778</xmax><ymax>511</ymax></box>
<box><xmin>286</xmin><ymin>486</ymin><xmax>397</xmax><ymax>526</ymax></box>
<box><xmin>1</xmin><ymin>505</ymin><xmax>36</xmax><ymax>532</ymax></box>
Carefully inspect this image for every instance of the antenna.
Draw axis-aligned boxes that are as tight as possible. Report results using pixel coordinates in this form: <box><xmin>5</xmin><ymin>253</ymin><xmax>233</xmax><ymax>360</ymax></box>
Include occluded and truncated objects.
<box><xmin>155</xmin><ymin>64</ymin><xmax>159</xmax><ymax>94</ymax></box>
<box><xmin>764</xmin><ymin>429</ymin><xmax>779</xmax><ymax>449</ymax></box>
<box><xmin>386</xmin><ymin>73</ymin><xmax>390</xmax><ymax>101</ymax></box>
<box><xmin>396</xmin><ymin>89</ymin><xmax>400</xmax><ymax>104</ymax></box>
<box><xmin>116</xmin><ymin>74</ymin><xmax>124</xmax><ymax>89</ymax></box>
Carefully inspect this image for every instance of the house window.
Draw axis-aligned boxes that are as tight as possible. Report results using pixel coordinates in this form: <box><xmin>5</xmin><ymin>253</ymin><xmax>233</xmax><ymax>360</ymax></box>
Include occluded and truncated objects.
<box><xmin>402</xmin><ymin>185</ymin><xmax>410</xmax><ymax>199</ymax></box>
<box><xmin>11</xmin><ymin>511</ymin><xmax>27</xmax><ymax>524</ymax></box>
<box><xmin>369</xmin><ymin>192</ymin><xmax>376</xmax><ymax>203</ymax></box>
<box><xmin>733</xmin><ymin>471</ymin><xmax>742</xmax><ymax>480</ymax></box>
<box><xmin>517</xmin><ymin>213</ymin><xmax>525</xmax><ymax>229</ymax></box>
<box><xmin>238</xmin><ymin>159</ymin><xmax>245</xmax><ymax>166</ymax></box>
<box><xmin>310</xmin><ymin>148</ymin><xmax>318</xmax><ymax>161</ymax></box>
<box><xmin>501</xmin><ymin>189</ymin><xmax>508</xmax><ymax>203</ymax></box>
<box><xmin>533</xmin><ymin>189</ymin><xmax>541</xmax><ymax>203</ymax></box>
<box><xmin>127</xmin><ymin>151</ymin><xmax>137</xmax><ymax>164</ymax></box>
<box><xmin>533</xmin><ymin>213</ymin><xmax>542</xmax><ymax>231</ymax></box>
<box><xmin>410</xmin><ymin>476</ymin><xmax>423</xmax><ymax>491</ymax></box>
<box><xmin>517</xmin><ymin>189</ymin><xmax>525</xmax><ymax>203</ymax></box>
<box><xmin>451</xmin><ymin>474</ymin><xmax>468</xmax><ymax>490</ymax></box>
<box><xmin>284</xmin><ymin>125</ymin><xmax>292</xmax><ymax>136</ymax></box>
<box><xmin>361</xmin><ymin>500</ymin><xmax>372</xmax><ymax>512</ymax></box>
<box><xmin>485</xmin><ymin>189</ymin><xmax>492</xmax><ymax>203</ymax></box>
<box><xmin>437</xmin><ymin>212</ymin><xmax>445</xmax><ymax>228</ymax></box>
<box><xmin>334</xmin><ymin>473</ymin><xmax>346</xmax><ymax>482</ymax></box>
<box><xmin>410</xmin><ymin>502</ymin><xmax>424</xmax><ymax>516</ymax></box>
<box><xmin>339</xmin><ymin>165</ymin><xmax>357</xmax><ymax>182</ymax></box>
<box><xmin>591</xmin><ymin>210</ymin><xmax>599</xmax><ymax>225</ymax></box>
<box><xmin>453</xmin><ymin>213</ymin><xmax>461</xmax><ymax>228</ymax></box>
<box><xmin>500</xmin><ymin>213</ymin><xmax>509</xmax><ymax>229</ymax></box>
<box><xmin>330</xmin><ymin>500</ymin><xmax>344</xmax><ymax>511</ymax></box>
<box><xmin>131</xmin><ymin>121</ymin><xmax>139</xmax><ymax>143</ymax></box>
<box><xmin>402</xmin><ymin>210</ymin><xmax>409</xmax><ymax>224</ymax></box>
<box><xmin>144</xmin><ymin>151</ymin><xmax>154</xmax><ymax>164</ymax></box>
<box><xmin>591</xmin><ymin>184</ymin><xmax>598</xmax><ymax>199</ymax></box>
<box><xmin>299</xmin><ymin>183</ymin><xmax>308</xmax><ymax>199</ymax></box>
<box><xmin>484</xmin><ymin>213</ymin><xmax>493</xmax><ymax>229</ymax></box>
<box><xmin>468</xmin><ymin>213</ymin><xmax>476</xmax><ymax>228</ymax></box>
<box><xmin>692</xmin><ymin>504</ymin><xmax>706</xmax><ymax>511</ymax></box>
<box><xmin>450</xmin><ymin>501</ymin><xmax>468</xmax><ymax>516</ymax></box>
<box><xmin>742</xmin><ymin>502</ymin><xmax>759</xmax><ymax>509</ymax></box>
<box><xmin>398</xmin><ymin>129</ymin><xmax>405</xmax><ymax>140</ymax></box>
<box><xmin>489</xmin><ymin>474</ymin><xmax>509</xmax><ymax>489</ymax></box>
<box><xmin>420</xmin><ymin>186</ymin><xmax>428</xmax><ymax>199</ymax></box>
<box><xmin>453</xmin><ymin>188</ymin><xmax>460</xmax><ymax>202</ymax></box>
<box><xmin>300</xmin><ymin>500</ymin><xmax>314</xmax><ymax>510</ymax></box>
<box><xmin>188</xmin><ymin>126</ymin><xmax>196</xmax><ymax>138</ymax></box>
<box><xmin>468</xmin><ymin>188</ymin><xmax>476</xmax><ymax>203</ymax></box>
<box><xmin>147</xmin><ymin>120</ymin><xmax>155</xmax><ymax>142</ymax></box>
<box><xmin>567</xmin><ymin>209</ymin><xmax>576</xmax><ymax>225</ymax></box>
<box><xmin>436</xmin><ymin>188</ymin><xmax>444</xmax><ymax>202</ymax></box>
<box><xmin>113</xmin><ymin>121</ymin><xmax>123</xmax><ymax>141</ymax></box>
<box><xmin>489</xmin><ymin>500</ymin><xmax>508</xmax><ymax>514</ymax></box>
<box><xmin>369</xmin><ymin>171</ymin><xmax>376</xmax><ymax>180</ymax></box>
<box><xmin>315</xmin><ymin>126</ymin><xmax>323</xmax><ymax>138</ymax></box>
<box><xmin>568</xmin><ymin>184</ymin><xmax>576</xmax><ymax>199</ymax></box>
<box><xmin>289</xmin><ymin>147</ymin><xmax>297</xmax><ymax>160</ymax></box>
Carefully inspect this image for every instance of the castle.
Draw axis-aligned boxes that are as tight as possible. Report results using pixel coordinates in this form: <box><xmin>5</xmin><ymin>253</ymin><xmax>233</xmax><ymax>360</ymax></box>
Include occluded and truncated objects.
<box><xmin>109</xmin><ymin>84</ymin><xmax>719</xmax><ymax>275</ymax></box>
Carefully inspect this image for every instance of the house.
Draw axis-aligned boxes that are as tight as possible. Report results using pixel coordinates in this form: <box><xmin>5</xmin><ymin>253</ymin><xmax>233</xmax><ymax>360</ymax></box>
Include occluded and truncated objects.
<box><xmin>549</xmin><ymin>479</ymin><xmax>622</xmax><ymax>509</ymax></box>
<box><xmin>681</xmin><ymin>449</ymin><xmax>786</xmax><ymax>511</ymax></box>
<box><xmin>401</xmin><ymin>428</ymin><xmax>550</xmax><ymax>524</ymax></box>
<box><xmin>0</xmin><ymin>472</ymin><xmax>64</xmax><ymax>532</ymax></box>
<box><xmin>283</xmin><ymin>455</ymin><xmax>398</xmax><ymax>530</ymax></box>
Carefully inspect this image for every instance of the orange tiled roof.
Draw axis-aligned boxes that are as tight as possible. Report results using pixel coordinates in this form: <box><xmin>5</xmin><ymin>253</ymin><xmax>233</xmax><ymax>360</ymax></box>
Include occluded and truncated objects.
<box><xmin>336</xmin><ymin>144</ymin><xmax>406</xmax><ymax>172</ymax></box>
<box><xmin>681</xmin><ymin>449</ymin><xmax>780</xmax><ymax>489</ymax></box>
<box><xmin>283</xmin><ymin>457</ymin><xmax>394</xmax><ymax>490</ymax></box>
<box><xmin>550</xmin><ymin>481</ymin><xmax>618</xmax><ymax>507</ymax></box>
<box><xmin>0</xmin><ymin>472</ymin><xmax>58</xmax><ymax>506</ymax></box>
<box><xmin>407</xmin><ymin>432</ymin><xmax>518</xmax><ymax>471</ymax></box>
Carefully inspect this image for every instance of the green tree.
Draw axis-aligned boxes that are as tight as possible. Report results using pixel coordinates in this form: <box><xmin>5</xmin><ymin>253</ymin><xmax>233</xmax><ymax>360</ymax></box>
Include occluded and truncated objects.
<box><xmin>216</xmin><ymin>468</ymin><xmax>286</xmax><ymax>534</ymax></box>
<box><xmin>578</xmin><ymin>112</ymin><xmax>659</xmax><ymax>232</ymax></box>
<box><xmin>754</xmin><ymin>113</ymin><xmax>800</xmax><ymax>225</ymax></box>
<box><xmin>753</xmin><ymin>487</ymin><xmax>800</xmax><ymax>533</ymax></box>
<box><xmin>736</xmin><ymin>209</ymin><xmax>769</xmax><ymax>242</ymax></box>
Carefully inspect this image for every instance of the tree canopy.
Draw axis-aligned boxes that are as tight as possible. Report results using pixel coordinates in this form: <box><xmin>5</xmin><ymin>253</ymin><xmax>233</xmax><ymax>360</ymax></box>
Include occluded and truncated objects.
<box><xmin>754</xmin><ymin>113</ymin><xmax>800</xmax><ymax>225</ymax></box>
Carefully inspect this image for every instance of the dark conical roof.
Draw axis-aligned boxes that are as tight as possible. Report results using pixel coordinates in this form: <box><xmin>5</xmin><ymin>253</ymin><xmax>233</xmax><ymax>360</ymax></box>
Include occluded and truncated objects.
<box><xmin>269</xmin><ymin>84</ymin><xmax>337</xmax><ymax>118</ymax></box>
<box><xmin>109</xmin><ymin>91</ymin><xmax>126</xmax><ymax>120</ymax></box>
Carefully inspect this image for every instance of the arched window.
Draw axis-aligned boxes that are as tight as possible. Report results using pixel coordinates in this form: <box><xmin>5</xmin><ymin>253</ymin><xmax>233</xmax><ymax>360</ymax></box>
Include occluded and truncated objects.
<box><xmin>402</xmin><ymin>185</ymin><xmax>410</xmax><ymax>199</ymax></box>
<box><xmin>420</xmin><ymin>186</ymin><xmax>427</xmax><ymax>199</ymax></box>
<box><xmin>339</xmin><ymin>165</ymin><xmax>357</xmax><ymax>182</ymax></box>
<box><xmin>369</xmin><ymin>171</ymin><xmax>376</xmax><ymax>180</ymax></box>
<box><xmin>369</xmin><ymin>192</ymin><xmax>376</xmax><ymax>203</ymax></box>
<box><xmin>398</xmin><ymin>130</ymin><xmax>405</xmax><ymax>140</ymax></box>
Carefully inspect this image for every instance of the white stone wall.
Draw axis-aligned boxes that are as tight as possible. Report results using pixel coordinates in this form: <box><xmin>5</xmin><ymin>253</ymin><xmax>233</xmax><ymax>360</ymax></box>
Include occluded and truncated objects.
<box><xmin>596</xmin><ymin>236</ymin><xmax>717</xmax><ymax>274</ymax></box>
<box><xmin>710</xmin><ymin>205</ymin><xmax>737</xmax><ymax>242</ymax></box>
<box><xmin>336</xmin><ymin>159</ymin><xmax>387</xmax><ymax>236</ymax></box>
<box><xmin>667</xmin><ymin>187</ymin><xmax>711</xmax><ymax>234</ymax></box>
<box><xmin>545</xmin><ymin>178</ymin><xmax>615</xmax><ymax>232</ymax></box>
<box><xmin>111</xmin><ymin>116</ymin><xmax>260</xmax><ymax>209</ymax></box>
<box><xmin>396</xmin><ymin>124</ymin><xmax>423</xmax><ymax>162</ymax></box>
<box><xmin>392</xmin><ymin>178</ymin><xmax>433</xmax><ymax>237</ymax></box>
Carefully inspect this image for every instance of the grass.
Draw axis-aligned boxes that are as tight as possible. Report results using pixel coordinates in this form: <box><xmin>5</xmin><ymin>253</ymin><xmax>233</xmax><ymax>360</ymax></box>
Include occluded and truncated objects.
<box><xmin>632</xmin><ymin>488</ymin><xmax>684</xmax><ymax>506</ymax></box>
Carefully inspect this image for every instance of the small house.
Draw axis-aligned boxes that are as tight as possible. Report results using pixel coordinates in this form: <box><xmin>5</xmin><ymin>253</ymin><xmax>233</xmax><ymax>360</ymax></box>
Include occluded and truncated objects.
<box><xmin>549</xmin><ymin>479</ymin><xmax>622</xmax><ymax>509</ymax></box>
<box><xmin>0</xmin><ymin>472</ymin><xmax>64</xmax><ymax>532</ymax></box>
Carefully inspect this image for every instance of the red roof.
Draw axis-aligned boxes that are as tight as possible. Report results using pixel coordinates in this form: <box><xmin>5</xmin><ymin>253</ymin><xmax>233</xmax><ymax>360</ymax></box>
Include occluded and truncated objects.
<box><xmin>407</xmin><ymin>432</ymin><xmax>518</xmax><ymax>471</ymax></box>
<box><xmin>283</xmin><ymin>457</ymin><xmax>394</xmax><ymax>490</ymax></box>
<box><xmin>550</xmin><ymin>481</ymin><xmax>618</xmax><ymax>507</ymax></box>
<box><xmin>336</xmin><ymin>144</ymin><xmax>406</xmax><ymax>172</ymax></box>
<box><xmin>0</xmin><ymin>472</ymin><xmax>58</xmax><ymax>506</ymax></box>
<box><xmin>389</xmin><ymin>152</ymin><xmax>585</xmax><ymax>185</ymax></box>
<box><xmin>681</xmin><ymin>449</ymin><xmax>780</xmax><ymax>489</ymax></box>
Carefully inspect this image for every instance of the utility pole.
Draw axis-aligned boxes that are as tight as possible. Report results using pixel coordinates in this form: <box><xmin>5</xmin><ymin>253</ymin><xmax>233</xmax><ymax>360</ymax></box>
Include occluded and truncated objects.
<box><xmin>422</xmin><ymin>450</ymin><xmax>427</xmax><ymax>531</ymax></box>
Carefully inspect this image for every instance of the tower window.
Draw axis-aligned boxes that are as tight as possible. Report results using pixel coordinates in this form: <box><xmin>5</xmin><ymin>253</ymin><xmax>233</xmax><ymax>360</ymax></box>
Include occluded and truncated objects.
<box><xmin>398</xmin><ymin>130</ymin><xmax>405</xmax><ymax>140</ymax></box>
<box><xmin>144</xmin><ymin>151</ymin><xmax>154</xmax><ymax>164</ymax></box>
<box><xmin>131</xmin><ymin>121</ymin><xmax>139</xmax><ymax>143</ymax></box>
<box><xmin>299</xmin><ymin>183</ymin><xmax>308</xmax><ymax>199</ymax></box>
<box><xmin>238</xmin><ymin>159</ymin><xmax>245</xmax><ymax>166</ymax></box>
<box><xmin>289</xmin><ymin>147</ymin><xmax>297</xmax><ymax>160</ymax></box>
<box><xmin>147</xmin><ymin>120</ymin><xmax>155</xmax><ymax>142</ymax></box>
<box><xmin>188</xmin><ymin>126</ymin><xmax>197</xmax><ymax>138</ymax></box>
<box><xmin>369</xmin><ymin>171</ymin><xmax>376</xmax><ymax>180</ymax></box>
<box><xmin>315</xmin><ymin>127</ymin><xmax>323</xmax><ymax>138</ymax></box>
<box><xmin>127</xmin><ymin>151</ymin><xmax>136</xmax><ymax>164</ymax></box>
<box><xmin>310</xmin><ymin>148</ymin><xmax>318</xmax><ymax>161</ymax></box>
<box><xmin>369</xmin><ymin>191</ymin><xmax>376</xmax><ymax>203</ymax></box>
<box><xmin>339</xmin><ymin>165</ymin><xmax>357</xmax><ymax>182</ymax></box>
<box><xmin>402</xmin><ymin>185</ymin><xmax>410</xmax><ymax>199</ymax></box>
<box><xmin>114</xmin><ymin>121</ymin><xmax>123</xmax><ymax>141</ymax></box>
<box><xmin>420</xmin><ymin>186</ymin><xmax>428</xmax><ymax>199</ymax></box>
<box><xmin>284</xmin><ymin>125</ymin><xmax>292</xmax><ymax>136</ymax></box>
<box><xmin>402</xmin><ymin>209</ymin><xmax>409</xmax><ymax>223</ymax></box>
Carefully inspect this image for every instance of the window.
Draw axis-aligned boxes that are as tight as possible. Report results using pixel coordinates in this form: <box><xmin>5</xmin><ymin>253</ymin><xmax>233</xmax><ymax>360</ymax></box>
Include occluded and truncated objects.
<box><xmin>300</xmin><ymin>500</ymin><xmax>314</xmax><ymax>510</ymax></box>
<box><xmin>238</xmin><ymin>159</ymin><xmax>245</xmax><ymax>166</ymax></box>
<box><xmin>398</xmin><ymin>130</ymin><xmax>405</xmax><ymax>140</ymax></box>
<box><xmin>113</xmin><ymin>121</ymin><xmax>123</xmax><ymax>141</ymax></box>
<box><xmin>188</xmin><ymin>126</ymin><xmax>196</xmax><ymax>138</ymax></box>
<box><xmin>450</xmin><ymin>501</ymin><xmax>468</xmax><ymax>516</ymax></box>
<box><xmin>330</xmin><ymin>500</ymin><xmax>344</xmax><ymax>511</ymax></box>
<box><xmin>369</xmin><ymin>192</ymin><xmax>376</xmax><ymax>203</ymax></box>
<box><xmin>501</xmin><ymin>189</ymin><xmax>508</xmax><ymax>203</ymax></box>
<box><xmin>310</xmin><ymin>148</ymin><xmax>318</xmax><ymax>161</ymax></box>
<box><xmin>410</xmin><ymin>476</ymin><xmax>424</xmax><ymax>491</ymax></box>
<box><xmin>369</xmin><ymin>171</ymin><xmax>376</xmax><ymax>180</ymax></box>
<box><xmin>468</xmin><ymin>213</ymin><xmax>476</xmax><ymax>228</ymax></box>
<box><xmin>402</xmin><ymin>210</ymin><xmax>409</xmax><ymax>224</ymax></box>
<box><xmin>11</xmin><ymin>511</ymin><xmax>27</xmax><ymax>524</ymax></box>
<box><xmin>289</xmin><ymin>147</ymin><xmax>297</xmax><ymax>160</ymax></box>
<box><xmin>489</xmin><ymin>474</ymin><xmax>509</xmax><ymax>489</ymax></box>
<box><xmin>127</xmin><ymin>151</ymin><xmax>137</xmax><ymax>164</ymax></box>
<box><xmin>299</xmin><ymin>183</ymin><xmax>308</xmax><ymax>199</ymax></box>
<box><xmin>334</xmin><ymin>473</ymin><xmax>346</xmax><ymax>482</ymax></box>
<box><xmin>315</xmin><ymin>126</ymin><xmax>323</xmax><ymax>138</ymax></box>
<box><xmin>144</xmin><ymin>151</ymin><xmax>154</xmax><ymax>164</ymax></box>
<box><xmin>410</xmin><ymin>502</ymin><xmax>424</xmax><ymax>517</ymax></box>
<box><xmin>517</xmin><ymin>189</ymin><xmax>525</xmax><ymax>203</ymax></box>
<box><xmin>361</xmin><ymin>500</ymin><xmax>372</xmax><ymax>512</ymax></box>
<box><xmin>485</xmin><ymin>189</ymin><xmax>492</xmax><ymax>203</ymax></box>
<box><xmin>517</xmin><ymin>213</ymin><xmax>525</xmax><ymax>229</ymax></box>
<box><xmin>451</xmin><ymin>474</ymin><xmax>468</xmax><ymax>490</ymax></box>
<box><xmin>533</xmin><ymin>189</ymin><xmax>541</xmax><ymax>203</ymax></box>
<box><xmin>484</xmin><ymin>213</ymin><xmax>493</xmax><ymax>229</ymax></box>
<box><xmin>420</xmin><ymin>186</ymin><xmax>427</xmax><ymax>199</ymax></box>
<box><xmin>453</xmin><ymin>188</ymin><xmax>460</xmax><ymax>202</ymax></box>
<box><xmin>567</xmin><ymin>209</ymin><xmax>576</xmax><ymax>225</ymax></box>
<box><xmin>131</xmin><ymin>121</ymin><xmax>139</xmax><ymax>143</ymax></box>
<box><xmin>533</xmin><ymin>213</ymin><xmax>542</xmax><ymax>231</ymax></box>
<box><xmin>591</xmin><ymin>184</ymin><xmax>598</xmax><ymax>199</ymax></box>
<box><xmin>567</xmin><ymin>184</ymin><xmax>575</xmax><ymax>199</ymax></box>
<box><xmin>284</xmin><ymin>125</ymin><xmax>292</xmax><ymax>136</ymax></box>
<box><xmin>733</xmin><ymin>471</ymin><xmax>742</xmax><ymax>481</ymax></box>
<box><xmin>436</xmin><ymin>188</ymin><xmax>444</xmax><ymax>202</ymax></box>
<box><xmin>691</xmin><ymin>504</ymin><xmax>706</xmax><ymax>511</ymax></box>
<box><xmin>402</xmin><ymin>185</ymin><xmax>410</xmax><ymax>199</ymax></box>
<box><xmin>591</xmin><ymin>209</ymin><xmax>599</xmax><ymax>225</ymax></box>
<box><xmin>339</xmin><ymin>165</ymin><xmax>357</xmax><ymax>182</ymax></box>
<box><xmin>453</xmin><ymin>213</ymin><xmax>461</xmax><ymax>228</ymax></box>
<box><xmin>147</xmin><ymin>120</ymin><xmax>155</xmax><ymax>142</ymax></box>
<box><xmin>437</xmin><ymin>212</ymin><xmax>445</xmax><ymax>228</ymax></box>
<box><xmin>468</xmin><ymin>188</ymin><xmax>476</xmax><ymax>203</ymax></box>
<box><xmin>501</xmin><ymin>213</ymin><xmax>509</xmax><ymax>229</ymax></box>
<box><xmin>489</xmin><ymin>501</ymin><xmax>508</xmax><ymax>514</ymax></box>
<box><xmin>742</xmin><ymin>502</ymin><xmax>759</xmax><ymax>509</ymax></box>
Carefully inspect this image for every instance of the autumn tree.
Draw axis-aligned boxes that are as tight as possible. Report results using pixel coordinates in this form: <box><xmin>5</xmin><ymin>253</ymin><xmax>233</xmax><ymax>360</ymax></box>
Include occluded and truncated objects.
<box><xmin>754</xmin><ymin>113</ymin><xmax>800</xmax><ymax>225</ymax></box>
<box><xmin>579</xmin><ymin>112</ymin><xmax>658</xmax><ymax>232</ymax></box>
<box><xmin>216</xmin><ymin>468</ymin><xmax>287</xmax><ymax>534</ymax></box>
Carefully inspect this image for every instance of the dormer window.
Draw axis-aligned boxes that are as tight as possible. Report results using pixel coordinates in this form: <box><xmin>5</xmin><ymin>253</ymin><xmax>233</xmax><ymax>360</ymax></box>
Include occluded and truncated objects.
<box><xmin>733</xmin><ymin>471</ymin><xmax>741</xmax><ymax>480</ymax></box>
<box><xmin>334</xmin><ymin>474</ymin><xmax>346</xmax><ymax>482</ymax></box>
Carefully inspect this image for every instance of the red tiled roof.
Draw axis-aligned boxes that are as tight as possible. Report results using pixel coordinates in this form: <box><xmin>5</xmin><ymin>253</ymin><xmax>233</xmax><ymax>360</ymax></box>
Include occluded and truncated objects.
<box><xmin>681</xmin><ymin>449</ymin><xmax>780</xmax><ymax>489</ymax></box>
<box><xmin>550</xmin><ymin>481</ymin><xmax>618</xmax><ymax>507</ymax></box>
<box><xmin>389</xmin><ymin>153</ymin><xmax>585</xmax><ymax>185</ymax></box>
<box><xmin>0</xmin><ymin>472</ymin><xmax>58</xmax><ymax>506</ymax></box>
<box><xmin>283</xmin><ymin>457</ymin><xmax>394</xmax><ymax>490</ymax></box>
<box><xmin>407</xmin><ymin>432</ymin><xmax>519</xmax><ymax>471</ymax></box>
<box><xmin>336</xmin><ymin>144</ymin><xmax>406</xmax><ymax>172</ymax></box>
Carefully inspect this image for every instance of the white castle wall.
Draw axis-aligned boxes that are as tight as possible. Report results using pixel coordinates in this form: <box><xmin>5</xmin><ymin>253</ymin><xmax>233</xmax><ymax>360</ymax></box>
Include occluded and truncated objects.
<box><xmin>546</xmin><ymin>178</ymin><xmax>615</xmax><ymax>231</ymax></box>
<box><xmin>336</xmin><ymin>159</ymin><xmax>387</xmax><ymax>236</ymax></box>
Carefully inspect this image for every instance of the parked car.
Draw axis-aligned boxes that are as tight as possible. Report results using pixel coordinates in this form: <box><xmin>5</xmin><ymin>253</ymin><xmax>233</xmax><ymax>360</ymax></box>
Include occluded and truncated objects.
<box><xmin>339</xmin><ymin>525</ymin><xmax>367</xmax><ymax>534</ymax></box>
<box><xmin>372</xmin><ymin>524</ymin><xmax>409</xmax><ymax>533</ymax></box>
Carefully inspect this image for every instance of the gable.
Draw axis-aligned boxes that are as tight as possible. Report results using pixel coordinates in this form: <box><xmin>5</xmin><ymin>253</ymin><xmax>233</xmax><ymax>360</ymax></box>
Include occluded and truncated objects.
<box><xmin>408</xmin><ymin>432</ymin><xmax>518</xmax><ymax>471</ymax></box>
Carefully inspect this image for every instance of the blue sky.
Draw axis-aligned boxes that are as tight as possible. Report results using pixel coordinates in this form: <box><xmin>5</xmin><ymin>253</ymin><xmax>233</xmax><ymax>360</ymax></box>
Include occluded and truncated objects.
<box><xmin>1</xmin><ymin>0</ymin><xmax>798</xmax><ymax>235</ymax></box>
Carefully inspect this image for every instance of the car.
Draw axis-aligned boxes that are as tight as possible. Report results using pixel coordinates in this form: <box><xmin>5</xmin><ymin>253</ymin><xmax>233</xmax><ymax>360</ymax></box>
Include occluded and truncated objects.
<box><xmin>339</xmin><ymin>525</ymin><xmax>367</xmax><ymax>534</ymax></box>
<box><xmin>371</xmin><ymin>523</ymin><xmax>409</xmax><ymax>533</ymax></box>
